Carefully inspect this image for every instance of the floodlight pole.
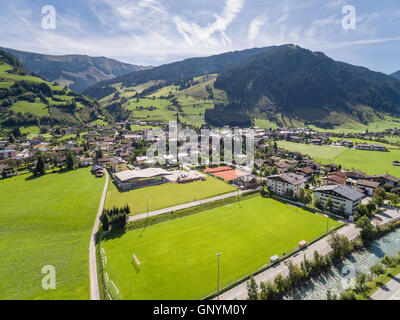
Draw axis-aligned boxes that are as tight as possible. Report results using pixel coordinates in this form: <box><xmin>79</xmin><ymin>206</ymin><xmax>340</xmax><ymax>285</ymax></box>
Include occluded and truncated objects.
<box><xmin>216</xmin><ymin>253</ymin><xmax>222</xmax><ymax>299</ymax></box>
<box><xmin>326</xmin><ymin>215</ymin><xmax>329</xmax><ymax>234</ymax></box>
<box><xmin>147</xmin><ymin>193</ymin><xmax>149</xmax><ymax>219</ymax></box>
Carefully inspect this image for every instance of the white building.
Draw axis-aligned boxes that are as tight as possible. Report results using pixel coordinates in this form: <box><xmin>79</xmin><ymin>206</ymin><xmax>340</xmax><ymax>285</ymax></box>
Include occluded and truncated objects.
<box><xmin>267</xmin><ymin>173</ymin><xmax>307</xmax><ymax>197</ymax></box>
<box><xmin>314</xmin><ymin>185</ymin><xmax>364</xmax><ymax>216</ymax></box>
<box><xmin>114</xmin><ymin>168</ymin><xmax>170</xmax><ymax>191</ymax></box>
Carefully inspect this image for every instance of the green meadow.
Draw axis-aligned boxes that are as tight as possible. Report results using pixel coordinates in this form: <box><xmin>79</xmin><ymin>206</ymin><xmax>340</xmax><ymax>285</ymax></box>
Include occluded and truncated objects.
<box><xmin>101</xmin><ymin>196</ymin><xmax>341</xmax><ymax>300</ymax></box>
<box><xmin>11</xmin><ymin>99</ymin><xmax>50</xmax><ymax>117</ymax></box>
<box><xmin>0</xmin><ymin>169</ymin><xmax>104</xmax><ymax>300</ymax></box>
<box><xmin>0</xmin><ymin>64</ymin><xmax>45</xmax><ymax>83</ymax></box>
<box><xmin>278</xmin><ymin>141</ymin><xmax>400</xmax><ymax>176</ymax></box>
<box><xmin>125</xmin><ymin>98</ymin><xmax>175</xmax><ymax>122</ymax></box>
<box><xmin>105</xmin><ymin>176</ymin><xmax>236</xmax><ymax>214</ymax></box>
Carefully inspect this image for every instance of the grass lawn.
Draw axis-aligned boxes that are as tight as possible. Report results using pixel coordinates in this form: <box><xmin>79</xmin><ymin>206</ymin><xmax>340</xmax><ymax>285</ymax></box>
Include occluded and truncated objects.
<box><xmin>308</xmin><ymin>117</ymin><xmax>400</xmax><ymax>133</ymax></box>
<box><xmin>11</xmin><ymin>99</ymin><xmax>50</xmax><ymax>117</ymax></box>
<box><xmin>277</xmin><ymin>141</ymin><xmax>400</xmax><ymax>176</ymax></box>
<box><xmin>105</xmin><ymin>176</ymin><xmax>236</xmax><ymax>214</ymax></box>
<box><xmin>101</xmin><ymin>196</ymin><xmax>341</xmax><ymax>300</ymax></box>
<box><xmin>0</xmin><ymin>64</ymin><xmax>45</xmax><ymax>83</ymax></box>
<box><xmin>330</xmin><ymin>137</ymin><xmax>395</xmax><ymax>148</ymax></box>
<box><xmin>278</xmin><ymin>141</ymin><xmax>347</xmax><ymax>162</ymax></box>
<box><xmin>0</xmin><ymin>169</ymin><xmax>104</xmax><ymax>300</ymax></box>
<box><xmin>126</xmin><ymin>98</ymin><xmax>176</xmax><ymax>122</ymax></box>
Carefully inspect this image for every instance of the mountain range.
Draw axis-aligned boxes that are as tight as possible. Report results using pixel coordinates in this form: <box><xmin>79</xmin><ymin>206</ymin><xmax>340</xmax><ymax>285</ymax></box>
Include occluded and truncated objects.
<box><xmin>0</xmin><ymin>47</ymin><xmax>151</xmax><ymax>93</ymax></box>
<box><xmin>82</xmin><ymin>46</ymin><xmax>280</xmax><ymax>100</ymax></box>
<box><xmin>209</xmin><ymin>45</ymin><xmax>400</xmax><ymax>128</ymax></box>
<box><xmin>0</xmin><ymin>50</ymin><xmax>107</xmax><ymax>127</ymax></box>
<box><xmin>1</xmin><ymin>44</ymin><xmax>400</xmax><ymax>130</ymax></box>
<box><xmin>82</xmin><ymin>44</ymin><xmax>400</xmax><ymax>129</ymax></box>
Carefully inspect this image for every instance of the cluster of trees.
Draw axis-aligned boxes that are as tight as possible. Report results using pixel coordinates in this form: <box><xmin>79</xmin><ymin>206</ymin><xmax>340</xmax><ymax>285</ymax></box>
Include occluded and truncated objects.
<box><xmin>32</xmin><ymin>150</ymin><xmax>75</xmax><ymax>176</ymax></box>
<box><xmin>105</xmin><ymin>101</ymin><xmax>131</xmax><ymax>122</ymax></box>
<box><xmin>11</xmin><ymin>81</ymin><xmax>52</xmax><ymax>97</ymax></box>
<box><xmin>205</xmin><ymin>103</ymin><xmax>252</xmax><ymax>128</ymax></box>
<box><xmin>100</xmin><ymin>205</ymin><xmax>131</xmax><ymax>231</ymax></box>
<box><xmin>297</xmin><ymin>189</ymin><xmax>313</xmax><ymax>206</ymax></box>
<box><xmin>314</xmin><ymin>197</ymin><xmax>346</xmax><ymax>216</ymax></box>
<box><xmin>247</xmin><ymin>233</ymin><xmax>359</xmax><ymax>300</ymax></box>
<box><xmin>355</xmin><ymin>202</ymin><xmax>377</xmax><ymax>220</ymax></box>
<box><xmin>373</xmin><ymin>186</ymin><xmax>400</xmax><ymax>207</ymax></box>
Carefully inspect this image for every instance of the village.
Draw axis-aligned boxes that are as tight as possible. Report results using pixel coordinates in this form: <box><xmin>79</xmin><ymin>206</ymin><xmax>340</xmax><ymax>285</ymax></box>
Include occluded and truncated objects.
<box><xmin>2</xmin><ymin>122</ymin><xmax>400</xmax><ymax>221</ymax></box>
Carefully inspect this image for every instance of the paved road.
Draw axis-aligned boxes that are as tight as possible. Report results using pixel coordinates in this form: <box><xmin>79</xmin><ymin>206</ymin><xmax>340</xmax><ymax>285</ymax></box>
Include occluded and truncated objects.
<box><xmin>372</xmin><ymin>206</ymin><xmax>400</xmax><ymax>227</ymax></box>
<box><xmin>128</xmin><ymin>189</ymin><xmax>255</xmax><ymax>222</ymax></box>
<box><xmin>89</xmin><ymin>170</ymin><xmax>109</xmax><ymax>301</ymax></box>
<box><xmin>216</xmin><ymin>224</ymin><xmax>360</xmax><ymax>300</ymax></box>
<box><xmin>370</xmin><ymin>273</ymin><xmax>400</xmax><ymax>300</ymax></box>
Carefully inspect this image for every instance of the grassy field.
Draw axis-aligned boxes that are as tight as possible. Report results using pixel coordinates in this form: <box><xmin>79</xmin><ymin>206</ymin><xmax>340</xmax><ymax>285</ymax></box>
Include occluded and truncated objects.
<box><xmin>308</xmin><ymin>116</ymin><xmax>400</xmax><ymax>133</ymax></box>
<box><xmin>254</xmin><ymin>118</ymin><xmax>279</xmax><ymax>129</ymax></box>
<box><xmin>101</xmin><ymin>196</ymin><xmax>341</xmax><ymax>300</ymax></box>
<box><xmin>278</xmin><ymin>141</ymin><xmax>400</xmax><ymax>176</ymax></box>
<box><xmin>278</xmin><ymin>141</ymin><xmax>347</xmax><ymax>162</ymax></box>
<box><xmin>11</xmin><ymin>99</ymin><xmax>50</xmax><ymax>117</ymax></box>
<box><xmin>125</xmin><ymin>98</ymin><xmax>176</xmax><ymax>122</ymax></box>
<box><xmin>0</xmin><ymin>169</ymin><xmax>104</xmax><ymax>300</ymax></box>
<box><xmin>0</xmin><ymin>63</ymin><xmax>45</xmax><ymax>83</ymax></box>
<box><xmin>105</xmin><ymin>176</ymin><xmax>237</xmax><ymax>214</ymax></box>
<box><xmin>330</xmin><ymin>137</ymin><xmax>395</xmax><ymax>148</ymax></box>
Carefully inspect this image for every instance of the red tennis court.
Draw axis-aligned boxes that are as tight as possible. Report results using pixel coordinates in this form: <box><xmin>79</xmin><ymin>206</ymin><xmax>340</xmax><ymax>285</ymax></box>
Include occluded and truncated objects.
<box><xmin>203</xmin><ymin>166</ymin><xmax>233</xmax><ymax>174</ymax></box>
<box><xmin>212</xmin><ymin>169</ymin><xmax>249</xmax><ymax>182</ymax></box>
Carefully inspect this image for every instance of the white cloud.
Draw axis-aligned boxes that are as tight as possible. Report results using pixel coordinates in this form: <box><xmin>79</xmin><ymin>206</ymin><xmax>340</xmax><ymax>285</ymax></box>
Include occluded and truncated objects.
<box><xmin>173</xmin><ymin>0</ymin><xmax>245</xmax><ymax>46</ymax></box>
<box><xmin>248</xmin><ymin>15</ymin><xmax>266</xmax><ymax>41</ymax></box>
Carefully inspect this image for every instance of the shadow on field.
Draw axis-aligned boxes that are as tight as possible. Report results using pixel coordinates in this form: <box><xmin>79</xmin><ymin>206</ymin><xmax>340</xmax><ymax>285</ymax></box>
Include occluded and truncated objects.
<box><xmin>98</xmin><ymin>228</ymin><xmax>126</xmax><ymax>244</ymax></box>
<box><xmin>25</xmin><ymin>174</ymin><xmax>44</xmax><ymax>181</ymax></box>
<box><xmin>131</xmin><ymin>261</ymin><xmax>141</xmax><ymax>274</ymax></box>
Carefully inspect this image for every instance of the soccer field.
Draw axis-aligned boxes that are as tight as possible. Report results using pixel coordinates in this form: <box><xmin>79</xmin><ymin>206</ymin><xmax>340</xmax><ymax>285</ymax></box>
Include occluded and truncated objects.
<box><xmin>105</xmin><ymin>176</ymin><xmax>237</xmax><ymax>214</ymax></box>
<box><xmin>0</xmin><ymin>169</ymin><xmax>104</xmax><ymax>300</ymax></box>
<box><xmin>278</xmin><ymin>141</ymin><xmax>400</xmax><ymax>176</ymax></box>
<box><xmin>101</xmin><ymin>196</ymin><xmax>341</xmax><ymax>300</ymax></box>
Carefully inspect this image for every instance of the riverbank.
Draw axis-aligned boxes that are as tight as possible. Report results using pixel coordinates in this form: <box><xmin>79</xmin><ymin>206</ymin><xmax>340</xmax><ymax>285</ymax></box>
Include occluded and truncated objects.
<box><xmin>286</xmin><ymin>222</ymin><xmax>400</xmax><ymax>300</ymax></box>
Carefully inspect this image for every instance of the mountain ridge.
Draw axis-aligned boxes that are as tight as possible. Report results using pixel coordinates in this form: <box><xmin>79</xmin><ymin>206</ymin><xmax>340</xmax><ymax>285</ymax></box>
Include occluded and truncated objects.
<box><xmin>0</xmin><ymin>50</ymin><xmax>107</xmax><ymax>127</ymax></box>
<box><xmin>82</xmin><ymin>45</ymin><xmax>289</xmax><ymax>100</ymax></box>
<box><xmin>207</xmin><ymin>45</ymin><xmax>400</xmax><ymax>127</ymax></box>
<box><xmin>392</xmin><ymin>70</ymin><xmax>400</xmax><ymax>80</ymax></box>
<box><xmin>0</xmin><ymin>47</ymin><xmax>151</xmax><ymax>93</ymax></box>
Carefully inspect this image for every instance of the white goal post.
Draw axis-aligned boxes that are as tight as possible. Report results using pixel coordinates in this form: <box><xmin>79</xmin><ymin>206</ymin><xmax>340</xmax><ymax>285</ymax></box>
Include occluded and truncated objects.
<box><xmin>132</xmin><ymin>254</ymin><xmax>141</xmax><ymax>268</ymax></box>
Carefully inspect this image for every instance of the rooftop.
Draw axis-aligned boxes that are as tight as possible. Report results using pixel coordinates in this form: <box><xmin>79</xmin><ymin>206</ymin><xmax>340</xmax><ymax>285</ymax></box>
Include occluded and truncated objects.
<box><xmin>268</xmin><ymin>173</ymin><xmax>307</xmax><ymax>185</ymax></box>
<box><xmin>114</xmin><ymin>168</ymin><xmax>170</xmax><ymax>182</ymax></box>
<box><xmin>315</xmin><ymin>185</ymin><xmax>364</xmax><ymax>202</ymax></box>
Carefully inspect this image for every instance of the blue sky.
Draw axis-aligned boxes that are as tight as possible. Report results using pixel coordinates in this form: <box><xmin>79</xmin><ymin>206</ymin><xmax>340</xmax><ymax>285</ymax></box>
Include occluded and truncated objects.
<box><xmin>1</xmin><ymin>0</ymin><xmax>399</xmax><ymax>73</ymax></box>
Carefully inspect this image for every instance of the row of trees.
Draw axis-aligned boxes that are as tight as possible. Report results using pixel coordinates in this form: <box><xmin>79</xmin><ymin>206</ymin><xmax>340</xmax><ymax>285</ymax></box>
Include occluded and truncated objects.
<box><xmin>100</xmin><ymin>205</ymin><xmax>131</xmax><ymax>231</ymax></box>
<box><xmin>32</xmin><ymin>151</ymin><xmax>75</xmax><ymax>176</ymax></box>
<box><xmin>247</xmin><ymin>233</ymin><xmax>359</xmax><ymax>300</ymax></box>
